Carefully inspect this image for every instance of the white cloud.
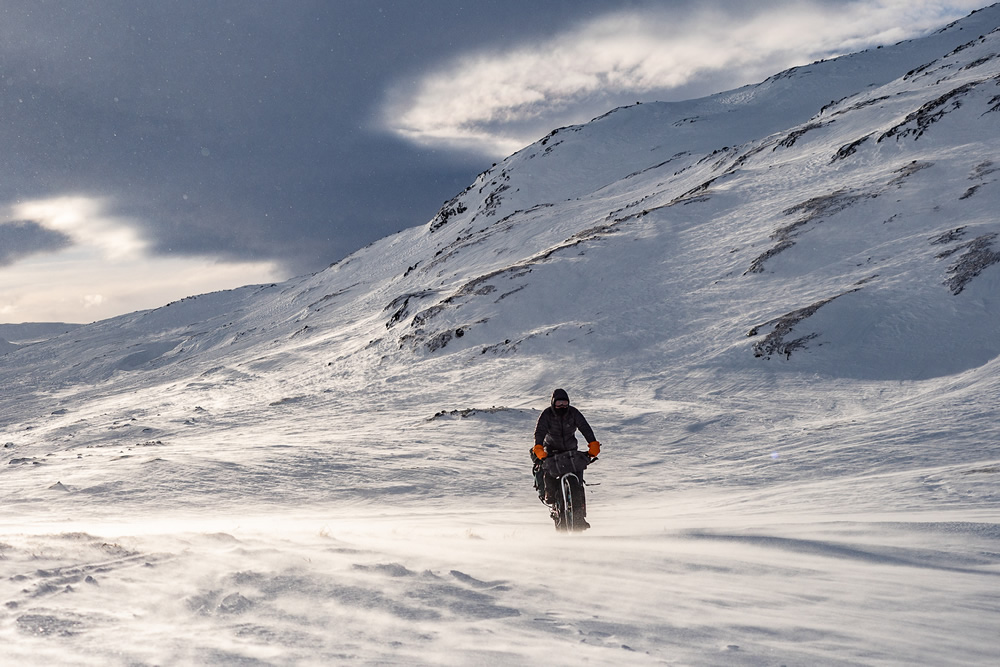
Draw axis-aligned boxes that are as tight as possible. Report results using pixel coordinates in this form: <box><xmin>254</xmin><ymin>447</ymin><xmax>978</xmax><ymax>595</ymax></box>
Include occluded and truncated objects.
<box><xmin>83</xmin><ymin>294</ymin><xmax>105</xmax><ymax>309</ymax></box>
<box><xmin>383</xmin><ymin>0</ymin><xmax>986</xmax><ymax>157</ymax></box>
<box><xmin>1</xmin><ymin>196</ymin><xmax>285</xmax><ymax>323</ymax></box>
<box><xmin>13</xmin><ymin>196</ymin><xmax>146</xmax><ymax>260</ymax></box>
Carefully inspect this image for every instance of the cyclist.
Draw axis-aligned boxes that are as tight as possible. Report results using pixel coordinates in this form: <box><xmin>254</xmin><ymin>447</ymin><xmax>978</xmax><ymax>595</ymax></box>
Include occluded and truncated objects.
<box><xmin>531</xmin><ymin>388</ymin><xmax>601</xmax><ymax>530</ymax></box>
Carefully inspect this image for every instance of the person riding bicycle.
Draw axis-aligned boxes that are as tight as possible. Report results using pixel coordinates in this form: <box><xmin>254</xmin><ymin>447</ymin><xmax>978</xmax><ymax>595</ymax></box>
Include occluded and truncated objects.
<box><xmin>531</xmin><ymin>388</ymin><xmax>601</xmax><ymax>530</ymax></box>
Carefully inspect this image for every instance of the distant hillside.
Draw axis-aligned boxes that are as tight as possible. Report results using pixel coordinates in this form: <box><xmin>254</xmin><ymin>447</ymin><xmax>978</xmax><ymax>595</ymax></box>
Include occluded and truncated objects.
<box><xmin>0</xmin><ymin>322</ymin><xmax>81</xmax><ymax>345</ymax></box>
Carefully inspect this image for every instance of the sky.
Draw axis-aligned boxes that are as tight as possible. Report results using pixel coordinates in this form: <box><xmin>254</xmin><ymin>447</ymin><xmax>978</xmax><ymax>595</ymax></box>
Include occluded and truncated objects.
<box><xmin>0</xmin><ymin>0</ymin><xmax>989</xmax><ymax>324</ymax></box>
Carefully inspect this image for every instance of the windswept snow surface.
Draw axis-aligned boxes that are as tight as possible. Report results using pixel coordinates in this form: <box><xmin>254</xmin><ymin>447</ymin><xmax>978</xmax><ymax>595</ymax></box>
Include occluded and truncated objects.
<box><xmin>4</xmin><ymin>6</ymin><xmax>1000</xmax><ymax>665</ymax></box>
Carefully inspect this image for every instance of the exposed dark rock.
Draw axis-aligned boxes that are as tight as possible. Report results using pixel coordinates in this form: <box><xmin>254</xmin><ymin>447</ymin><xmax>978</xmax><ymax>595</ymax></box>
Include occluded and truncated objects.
<box><xmin>888</xmin><ymin>161</ymin><xmax>934</xmax><ymax>186</ymax></box>
<box><xmin>745</xmin><ymin>241</ymin><xmax>796</xmax><ymax>275</ymax></box>
<box><xmin>428</xmin><ymin>191</ymin><xmax>470</xmax><ymax>232</ymax></box>
<box><xmin>746</xmin><ymin>188</ymin><xmax>878</xmax><ymax>274</ymax></box>
<box><xmin>903</xmin><ymin>61</ymin><xmax>936</xmax><ymax>80</ymax></box>
<box><xmin>783</xmin><ymin>189</ymin><xmax>873</xmax><ymax>222</ymax></box>
<box><xmin>831</xmin><ymin>96</ymin><xmax>893</xmax><ymax>117</ymax></box>
<box><xmin>775</xmin><ymin>121</ymin><xmax>829</xmax><ymax>149</ymax></box>
<box><xmin>962</xmin><ymin>53</ymin><xmax>999</xmax><ymax>70</ymax></box>
<box><xmin>748</xmin><ymin>289</ymin><xmax>860</xmax><ymax>360</ymax></box>
<box><xmin>831</xmin><ymin>134</ymin><xmax>873</xmax><ymax>162</ymax></box>
<box><xmin>482</xmin><ymin>184</ymin><xmax>509</xmax><ymax>217</ymax></box>
<box><xmin>960</xmin><ymin>184</ymin><xmax>982</xmax><ymax>199</ymax></box>
<box><xmin>426</xmin><ymin>331</ymin><xmax>453</xmax><ymax>352</ymax></box>
<box><xmin>385</xmin><ymin>291</ymin><xmax>436</xmax><ymax>329</ymax></box>
<box><xmin>931</xmin><ymin>227</ymin><xmax>968</xmax><ymax>246</ymax></box>
<box><xmin>878</xmin><ymin>81</ymin><xmax>983</xmax><ymax>142</ymax></box>
<box><xmin>427</xmin><ymin>407</ymin><xmax>516</xmax><ymax>421</ymax></box>
<box><xmin>971</xmin><ymin>161</ymin><xmax>998</xmax><ymax>179</ymax></box>
<box><xmin>943</xmin><ymin>233</ymin><xmax>1000</xmax><ymax>294</ymax></box>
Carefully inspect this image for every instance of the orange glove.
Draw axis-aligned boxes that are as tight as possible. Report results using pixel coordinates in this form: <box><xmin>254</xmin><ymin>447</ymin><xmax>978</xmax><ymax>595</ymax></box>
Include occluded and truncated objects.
<box><xmin>588</xmin><ymin>441</ymin><xmax>601</xmax><ymax>457</ymax></box>
<box><xmin>532</xmin><ymin>444</ymin><xmax>547</xmax><ymax>459</ymax></box>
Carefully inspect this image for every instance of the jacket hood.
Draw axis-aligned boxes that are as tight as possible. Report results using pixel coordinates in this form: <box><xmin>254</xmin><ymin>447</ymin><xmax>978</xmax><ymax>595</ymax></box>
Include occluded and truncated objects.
<box><xmin>551</xmin><ymin>388</ymin><xmax>569</xmax><ymax>408</ymax></box>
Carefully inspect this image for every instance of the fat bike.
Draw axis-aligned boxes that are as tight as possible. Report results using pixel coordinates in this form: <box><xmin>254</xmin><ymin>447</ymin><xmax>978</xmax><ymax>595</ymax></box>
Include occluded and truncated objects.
<box><xmin>536</xmin><ymin>450</ymin><xmax>597</xmax><ymax>532</ymax></box>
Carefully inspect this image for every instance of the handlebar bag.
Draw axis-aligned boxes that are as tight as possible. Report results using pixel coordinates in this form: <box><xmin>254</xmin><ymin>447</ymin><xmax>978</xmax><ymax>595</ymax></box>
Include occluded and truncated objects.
<box><xmin>541</xmin><ymin>450</ymin><xmax>591</xmax><ymax>477</ymax></box>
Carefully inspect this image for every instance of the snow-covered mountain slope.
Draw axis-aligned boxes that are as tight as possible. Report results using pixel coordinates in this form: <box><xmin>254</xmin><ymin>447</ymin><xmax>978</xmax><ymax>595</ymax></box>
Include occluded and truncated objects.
<box><xmin>0</xmin><ymin>322</ymin><xmax>81</xmax><ymax>345</ymax></box>
<box><xmin>0</xmin><ymin>337</ymin><xmax>16</xmax><ymax>355</ymax></box>
<box><xmin>3</xmin><ymin>6</ymin><xmax>1000</xmax><ymax>666</ymax></box>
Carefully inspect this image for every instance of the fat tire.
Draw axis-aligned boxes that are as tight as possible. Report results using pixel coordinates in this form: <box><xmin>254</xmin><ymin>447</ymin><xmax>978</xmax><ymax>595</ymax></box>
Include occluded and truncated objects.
<box><xmin>555</xmin><ymin>474</ymin><xmax>587</xmax><ymax>532</ymax></box>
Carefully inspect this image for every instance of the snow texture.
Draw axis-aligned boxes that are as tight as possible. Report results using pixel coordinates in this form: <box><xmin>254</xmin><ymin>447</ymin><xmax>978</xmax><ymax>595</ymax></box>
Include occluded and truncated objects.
<box><xmin>3</xmin><ymin>5</ymin><xmax>1000</xmax><ymax>665</ymax></box>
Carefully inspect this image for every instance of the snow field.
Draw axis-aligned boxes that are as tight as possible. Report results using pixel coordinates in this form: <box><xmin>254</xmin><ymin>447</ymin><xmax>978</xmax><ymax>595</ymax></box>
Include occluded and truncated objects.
<box><xmin>3</xmin><ymin>499</ymin><xmax>999</xmax><ymax>665</ymax></box>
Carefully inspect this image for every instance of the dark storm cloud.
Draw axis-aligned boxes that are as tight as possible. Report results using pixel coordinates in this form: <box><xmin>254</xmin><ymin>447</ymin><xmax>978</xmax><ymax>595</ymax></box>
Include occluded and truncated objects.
<box><xmin>0</xmin><ymin>0</ymin><xmax>634</xmax><ymax>276</ymax></box>
<box><xmin>0</xmin><ymin>221</ymin><xmax>72</xmax><ymax>267</ymax></box>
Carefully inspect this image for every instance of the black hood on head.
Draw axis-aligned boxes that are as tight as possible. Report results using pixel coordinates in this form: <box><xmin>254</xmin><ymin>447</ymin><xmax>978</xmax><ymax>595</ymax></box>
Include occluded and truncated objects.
<box><xmin>551</xmin><ymin>388</ymin><xmax>569</xmax><ymax>409</ymax></box>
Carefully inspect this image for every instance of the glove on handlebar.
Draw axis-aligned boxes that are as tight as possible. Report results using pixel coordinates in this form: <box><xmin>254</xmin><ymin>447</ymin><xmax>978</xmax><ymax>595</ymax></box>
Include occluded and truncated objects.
<box><xmin>588</xmin><ymin>441</ymin><xmax>601</xmax><ymax>457</ymax></box>
<box><xmin>532</xmin><ymin>444</ymin><xmax>548</xmax><ymax>459</ymax></box>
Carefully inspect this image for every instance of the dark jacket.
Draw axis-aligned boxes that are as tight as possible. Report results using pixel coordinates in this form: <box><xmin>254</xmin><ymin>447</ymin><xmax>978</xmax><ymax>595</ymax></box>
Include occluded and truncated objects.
<box><xmin>534</xmin><ymin>389</ymin><xmax>596</xmax><ymax>455</ymax></box>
